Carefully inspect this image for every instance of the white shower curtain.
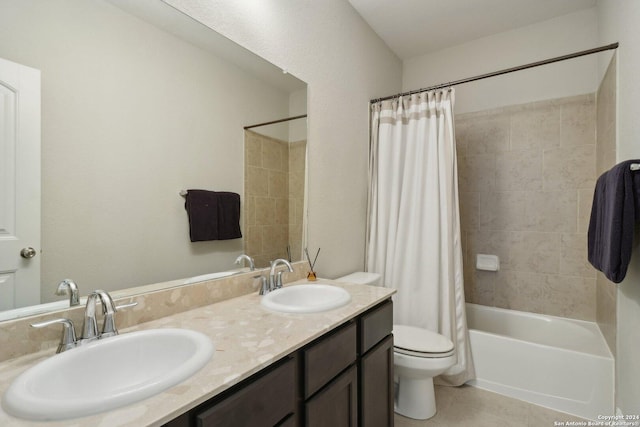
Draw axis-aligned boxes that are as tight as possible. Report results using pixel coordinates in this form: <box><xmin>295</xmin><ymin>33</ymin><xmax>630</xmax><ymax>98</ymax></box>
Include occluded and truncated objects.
<box><xmin>366</xmin><ymin>89</ymin><xmax>474</xmax><ymax>385</ymax></box>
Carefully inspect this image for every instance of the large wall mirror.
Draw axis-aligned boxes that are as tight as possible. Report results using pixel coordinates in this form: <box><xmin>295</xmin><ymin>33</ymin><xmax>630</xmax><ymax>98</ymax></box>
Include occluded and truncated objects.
<box><xmin>0</xmin><ymin>0</ymin><xmax>307</xmax><ymax>320</ymax></box>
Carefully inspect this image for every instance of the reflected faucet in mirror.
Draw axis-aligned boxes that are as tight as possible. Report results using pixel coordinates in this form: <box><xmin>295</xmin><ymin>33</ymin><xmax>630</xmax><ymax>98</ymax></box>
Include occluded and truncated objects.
<box><xmin>235</xmin><ymin>254</ymin><xmax>255</xmax><ymax>271</ymax></box>
<box><xmin>55</xmin><ymin>279</ymin><xmax>80</xmax><ymax>307</ymax></box>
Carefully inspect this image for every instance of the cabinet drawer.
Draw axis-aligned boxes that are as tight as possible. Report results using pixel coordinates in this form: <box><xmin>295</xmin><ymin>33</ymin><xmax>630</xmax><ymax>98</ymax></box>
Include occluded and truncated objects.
<box><xmin>304</xmin><ymin>322</ymin><xmax>357</xmax><ymax>398</ymax></box>
<box><xmin>359</xmin><ymin>300</ymin><xmax>393</xmax><ymax>354</ymax></box>
<box><xmin>196</xmin><ymin>357</ymin><xmax>296</xmax><ymax>427</ymax></box>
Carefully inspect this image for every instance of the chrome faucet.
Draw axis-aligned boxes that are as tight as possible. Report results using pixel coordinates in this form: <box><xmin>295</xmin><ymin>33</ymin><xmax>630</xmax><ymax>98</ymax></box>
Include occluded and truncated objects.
<box><xmin>55</xmin><ymin>279</ymin><xmax>80</xmax><ymax>307</ymax></box>
<box><xmin>235</xmin><ymin>253</ymin><xmax>255</xmax><ymax>271</ymax></box>
<box><xmin>31</xmin><ymin>289</ymin><xmax>137</xmax><ymax>353</ymax></box>
<box><xmin>269</xmin><ymin>258</ymin><xmax>293</xmax><ymax>291</ymax></box>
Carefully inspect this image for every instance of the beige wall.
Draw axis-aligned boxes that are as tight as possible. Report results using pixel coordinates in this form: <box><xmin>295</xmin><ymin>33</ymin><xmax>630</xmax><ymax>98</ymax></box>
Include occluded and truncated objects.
<box><xmin>458</xmin><ymin>94</ymin><xmax>597</xmax><ymax>320</ymax></box>
<box><xmin>403</xmin><ymin>8</ymin><xmax>599</xmax><ymax>114</ymax></box>
<box><xmin>597</xmin><ymin>0</ymin><xmax>640</xmax><ymax>414</ymax></box>
<box><xmin>595</xmin><ymin>55</ymin><xmax>617</xmax><ymax>355</ymax></box>
<box><xmin>165</xmin><ymin>0</ymin><xmax>403</xmax><ymax>279</ymax></box>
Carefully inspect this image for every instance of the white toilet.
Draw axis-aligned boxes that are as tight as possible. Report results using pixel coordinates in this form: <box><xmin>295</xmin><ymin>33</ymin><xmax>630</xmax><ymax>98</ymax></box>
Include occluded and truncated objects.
<box><xmin>336</xmin><ymin>272</ymin><xmax>456</xmax><ymax>420</ymax></box>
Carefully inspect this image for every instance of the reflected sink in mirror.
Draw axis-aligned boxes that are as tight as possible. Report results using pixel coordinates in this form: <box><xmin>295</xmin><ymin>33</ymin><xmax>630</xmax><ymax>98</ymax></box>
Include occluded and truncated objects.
<box><xmin>2</xmin><ymin>328</ymin><xmax>214</xmax><ymax>421</ymax></box>
<box><xmin>261</xmin><ymin>283</ymin><xmax>351</xmax><ymax>313</ymax></box>
<box><xmin>183</xmin><ymin>270</ymin><xmax>242</xmax><ymax>285</ymax></box>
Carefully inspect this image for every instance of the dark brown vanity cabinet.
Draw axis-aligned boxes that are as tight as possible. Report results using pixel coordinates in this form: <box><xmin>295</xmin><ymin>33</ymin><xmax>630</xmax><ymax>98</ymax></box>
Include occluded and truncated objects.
<box><xmin>163</xmin><ymin>299</ymin><xmax>393</xmax><ymax>427</ymax></box>
<box><xmin>358</xmin><ymin>300</ymin><xmax>394</xmax><ymax>427</ymax></box>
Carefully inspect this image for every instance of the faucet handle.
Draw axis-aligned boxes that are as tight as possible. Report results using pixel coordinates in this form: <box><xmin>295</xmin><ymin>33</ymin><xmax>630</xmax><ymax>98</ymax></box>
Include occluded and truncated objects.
<box><xmin>276</xmin><ymin>271</ymin><xmax>285</xmax><ymax>289</ymax></box>
<box><xmin>31</xmin><ymin>318</ymin><xmax>78</xmax><ymax>353</ymax></box>
<box><xmin>115</xmin><ymin>301</ymin><xmax>138</xmax><ymax>311</ymax></box>
<box><xmin>100</xmin><ymin>300</ymin><xmax>138</xmax><ymax>338</ymax></box>
<box><xmin>255</xmin><ymin>275</ymin><xmax>269</xmax><ymax>295</ymax></box>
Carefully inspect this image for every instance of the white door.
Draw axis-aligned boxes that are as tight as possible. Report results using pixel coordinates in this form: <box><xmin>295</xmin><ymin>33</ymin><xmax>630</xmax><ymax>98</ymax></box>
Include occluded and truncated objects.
<box><xmin>0</xmin><ymin>57</ymin><xmax>41</xmax><ymax>310</ymax></box>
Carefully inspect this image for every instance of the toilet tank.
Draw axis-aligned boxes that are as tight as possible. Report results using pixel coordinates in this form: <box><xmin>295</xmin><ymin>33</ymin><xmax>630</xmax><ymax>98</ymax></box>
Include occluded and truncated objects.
<box><xmin>335</xmin><ymin>272</ymin><xmax>382</xmax><ymax>286</ymax></box>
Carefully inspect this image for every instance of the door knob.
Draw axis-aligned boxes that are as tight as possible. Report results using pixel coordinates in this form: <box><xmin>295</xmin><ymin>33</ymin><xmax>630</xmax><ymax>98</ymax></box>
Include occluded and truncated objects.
<box><xmin>20</xmin><ymin>247</ymin><xmax>37</xmax><ymax>259</ymax></box>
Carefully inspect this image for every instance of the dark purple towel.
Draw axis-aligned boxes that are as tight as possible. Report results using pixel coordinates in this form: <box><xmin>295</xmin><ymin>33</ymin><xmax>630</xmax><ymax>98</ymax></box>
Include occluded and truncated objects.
<box><xmin>184</xmin><ymin>190</ymin><xmax>242</xmax><ymax>242</ymax></box>
<box><xmin>587</xmin><ymin>160</ymin><xmax>640</xmax><ymax>283</ymax></box>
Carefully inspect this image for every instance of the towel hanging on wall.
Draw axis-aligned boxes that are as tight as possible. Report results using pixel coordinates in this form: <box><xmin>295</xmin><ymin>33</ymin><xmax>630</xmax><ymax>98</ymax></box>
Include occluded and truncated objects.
<box><xmin>184</xmin><ymin>190</ymin><xmax>242</xmax><ymax>242</ymax></box>
<box><xmin>587</xmin><ymin>160</ymin><xmax>640</xmax><ymax>283</ymax></box>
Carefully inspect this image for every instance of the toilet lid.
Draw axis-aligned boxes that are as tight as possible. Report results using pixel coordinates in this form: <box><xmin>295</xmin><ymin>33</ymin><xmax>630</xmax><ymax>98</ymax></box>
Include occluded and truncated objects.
<box><xmin>393</xmin><ymin>324</ymin><xmax>454</xmax><ymax>354</ymax></box>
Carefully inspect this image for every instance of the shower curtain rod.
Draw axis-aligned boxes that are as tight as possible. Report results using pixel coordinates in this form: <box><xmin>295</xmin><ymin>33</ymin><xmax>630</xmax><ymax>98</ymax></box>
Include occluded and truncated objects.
<box><xmin>370</xmin><ymin>42</ymin><xmax>619</xmax><ymax>103</ymax></box>
<box><xmin>244</xmin><ymin>114</ymin><xmax>307</xmax><ymax>130</ymax></box>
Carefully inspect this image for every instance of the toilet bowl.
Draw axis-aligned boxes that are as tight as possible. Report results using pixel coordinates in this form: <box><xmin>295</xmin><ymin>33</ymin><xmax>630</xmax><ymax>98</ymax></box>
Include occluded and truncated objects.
<box><xmin>335</xmin><ymin>272</ymin><xmax>456</xmax><ymax>420</ymax></box>
<box><xmin>393</xmin><ymin>325</ymin><xmax>455</xmax><ymax>420</ymax></box>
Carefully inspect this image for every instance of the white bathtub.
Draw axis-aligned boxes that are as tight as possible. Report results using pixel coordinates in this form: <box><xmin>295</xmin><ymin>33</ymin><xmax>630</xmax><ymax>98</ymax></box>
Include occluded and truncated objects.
<box><xmin>465</xmin><ymin>303</ymin><xmax>614</xmax><ymax>420</ymax></box>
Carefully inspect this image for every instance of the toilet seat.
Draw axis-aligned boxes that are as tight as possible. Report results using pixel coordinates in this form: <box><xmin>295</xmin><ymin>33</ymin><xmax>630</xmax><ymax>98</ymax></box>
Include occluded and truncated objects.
<box><xmin>393</xmin><ymin>325</ymin><xmax>454</xmax><ymax>358</ymax></box>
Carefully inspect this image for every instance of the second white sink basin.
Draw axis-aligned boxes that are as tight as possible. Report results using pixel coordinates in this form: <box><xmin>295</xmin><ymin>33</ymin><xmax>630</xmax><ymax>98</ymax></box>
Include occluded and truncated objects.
<box><xmin>2</xmin><ymin>328</ymin><xmax>214</xmax><ymax>421</ymax></box>
<box><xmin>261</xmin><ymin>283</ymin><xmax>351</xmax><ymax>313</ymax></box>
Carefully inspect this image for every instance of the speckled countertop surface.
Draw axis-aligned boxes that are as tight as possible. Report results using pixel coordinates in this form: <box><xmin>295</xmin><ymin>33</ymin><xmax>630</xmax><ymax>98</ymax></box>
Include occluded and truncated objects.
<box><xmin>0</xmin><ymin>279</ymin><xmax>394</xmax><ymax>427</ymax></box>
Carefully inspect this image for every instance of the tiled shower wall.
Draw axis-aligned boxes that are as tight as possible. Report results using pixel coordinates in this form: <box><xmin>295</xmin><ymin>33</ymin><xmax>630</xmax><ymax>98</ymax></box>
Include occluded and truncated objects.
<box><xmin>595</xmin><ymin>55</ymin><xmax>617</xmax><ymax>355</ymax></box>
<box><xmin>244</xmin><ymin>130</ymin><xmax>306</xmax><ymax>268</ymax></box>
<box><xmin>457</xmin><ymin>94</ymin><xmax>597</xmax><ymax>321</ymax></box>
<box><xmin>288</xmin><ymin>140</ymin><xmax>306</xmax><ymax>261</ymax></box>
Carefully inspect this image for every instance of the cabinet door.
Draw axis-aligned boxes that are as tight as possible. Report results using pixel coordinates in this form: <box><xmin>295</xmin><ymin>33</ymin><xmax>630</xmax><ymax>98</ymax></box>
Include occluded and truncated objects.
<box><xmin>305</xmin><ymin>365</ymin><xmax>357</xmax><ymax>427</ymax></box>
<box><xmin>196</xmin><ymin>357</ymin><xmax>296</xmax><ymax>427</ymax></box>
<box><xmin>304</xmin><ymin>322</ymin><xmax>357</xmax><ymax>398</ymax></box>
<box><xmin>360</xmin><ymin>334</ymin><xmax>394</xmax><ymax>427</ymax></box>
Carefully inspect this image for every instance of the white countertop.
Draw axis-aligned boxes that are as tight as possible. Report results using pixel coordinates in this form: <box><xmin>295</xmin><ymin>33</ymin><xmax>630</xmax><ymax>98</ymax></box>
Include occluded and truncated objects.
<box><xmin>0</xmin><ymin>279</ymin><xmax>394</xmax><ymax>426</ymax></box>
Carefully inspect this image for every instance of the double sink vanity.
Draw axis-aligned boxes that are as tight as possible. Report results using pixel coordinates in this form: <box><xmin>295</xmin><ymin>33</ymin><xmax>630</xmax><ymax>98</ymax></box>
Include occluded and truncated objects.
<box><xmin>0</xmin><ymin>262</ymin><xmax>395</xmax><ymax>426</ymax></box>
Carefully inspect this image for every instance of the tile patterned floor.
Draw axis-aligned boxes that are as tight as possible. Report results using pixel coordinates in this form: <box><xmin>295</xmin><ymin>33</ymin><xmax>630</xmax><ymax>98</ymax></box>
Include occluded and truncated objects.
<box><xmin>394</xmin><ymin>385</ymin><xmax>587</xmax><ymax>427</ymax></box>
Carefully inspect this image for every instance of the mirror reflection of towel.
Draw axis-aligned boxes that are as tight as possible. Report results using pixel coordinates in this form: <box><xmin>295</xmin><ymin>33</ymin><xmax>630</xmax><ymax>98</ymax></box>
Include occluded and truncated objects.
<box><xmin>184</xmin><ymin>190</ymin><xmax>242</xmax><ymax>242</ymax></box>
<box><xmin>588</xmin><ymin>160</ymin><xmax>640</xmax><ymax>283</ymax></box>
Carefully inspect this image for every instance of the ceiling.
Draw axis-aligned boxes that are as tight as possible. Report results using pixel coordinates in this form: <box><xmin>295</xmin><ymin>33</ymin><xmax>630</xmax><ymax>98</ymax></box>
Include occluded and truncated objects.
<box><xmin>348</xmin><ymin>0</ymin><xmax>597</xmax><ymax>60</ymax></box>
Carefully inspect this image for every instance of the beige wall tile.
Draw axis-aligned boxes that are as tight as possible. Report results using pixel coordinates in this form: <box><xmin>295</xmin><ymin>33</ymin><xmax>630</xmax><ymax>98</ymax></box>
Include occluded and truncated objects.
<box><xmin>255</xmin><ymin>197</ymin><xmax>276</xmax><ymax>225</ymax></box>
<box><xmin>560</xmin><ymin>97</ymin><xmax>596</xmax><ymax>148</ymax></box>
<box><xmin>458</xmin><ymin>154</ymin><xmax>496</xmax><ymax>193</ymax></box>
<box><xmin>456</xmin><ymin>115</ymin><xmax>510</xmax><ymax>155</ymax></box>
<box><xmin>478</xmin><ymin>191</ymin><xmax>527</xmax><ymax>232</ymax></box>
<box><xmin>495</xmin><ymin>271</ymin><xmax>544</xmax><ymax>313</ymax></box>
<box><xmin>509</xmin><ymin>232</ymin><xmax>560</xmax><ymax>274</ymax></box>
<box><xmin>459</xmin><ymin>191</ymin><xmax>480</xmax><ymax>231</ymax></box>
<box><xmin>268</xmin><ymin>170</ymin><xmax>288</xmax><ymax>198</ymax></box>
<box><xmin>559</xmin><ymin>233</ymin><xmax>596</xmax><ymax>278</ymax></box>
<box><xmin>577</xmin><ymin>188</ymin><xmax>595</xmax><ymax>233</ymax></box>
<box><xmin>543</xmin><ymin>145</ymin><xmax>595</xmax><ymax>190</ymax></box>
<box><xmin>596</xmin><ymin>273</ymin><xmax>617</xmax><ymax>356</ymax></box>
<box><xmin>245</xmin><ymin>166</ymin><xmax>269</xmax><ymax>196</ymax></box>
<box><xmin>595</xmin><ymin>54</ymin><xmax>617</xmax><ymax>354</ymax></box>
<box><xmin>467</xmin><ymin>230</ymin><xmax>514</xmax><ymax>271</ymax></box>
<box><xmin>511</xmin><ymin>106</ymin><xmax>561</xmax><ymax>151</ymax></box>
<box><xmin>275</xmin><ymin>198</ymin><xmax>289</xmax><ymax>225</ymax></box>
<box><xmin>543</xmin><ymin>275</ymin><xmax>596</xmax><ymax>320</ymax></box>
<box><xmin>524</xmin><ymin>191</ymin><xmax>577</xmax><ymax>233</ymax></box>
<box><xmin>473</xmin><ymin>271</ymin><xmax>496</xmax><ymax>306</ymax></box>
<box><xmin>244</xmin><ymin>132</ymin><xmax>262</xmax><ymax>167</ymax></box>
<box><xmin>262</xmin><ymin>138</ymin><xmax>285</xmax><ymax>171</ymax></box>
<box><xmin>244</xmin><ymin>195</ymin><xmax>256</xmax><ymax>227</ymax></box>
<box><xmin>495</xmin><ymin>149</ymin><xmax>542</xmax><ymax>191</ymax></box>
<box><xmin>458</xmin><ymin>94</ymin><xmax>597</xmax><ymax>320</ymax></box>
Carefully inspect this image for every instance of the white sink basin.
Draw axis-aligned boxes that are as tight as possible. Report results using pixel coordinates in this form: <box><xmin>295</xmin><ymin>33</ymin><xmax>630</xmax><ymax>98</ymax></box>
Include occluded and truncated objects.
<box><xmin>261</xmin><ymin>283</ymin><xmax>351</xmax><ymax>313</ymax></box>
<box><xmin>2</xmin><ymin>328</ymin><xmax>214</xmax><ymax>421</ymax></box>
